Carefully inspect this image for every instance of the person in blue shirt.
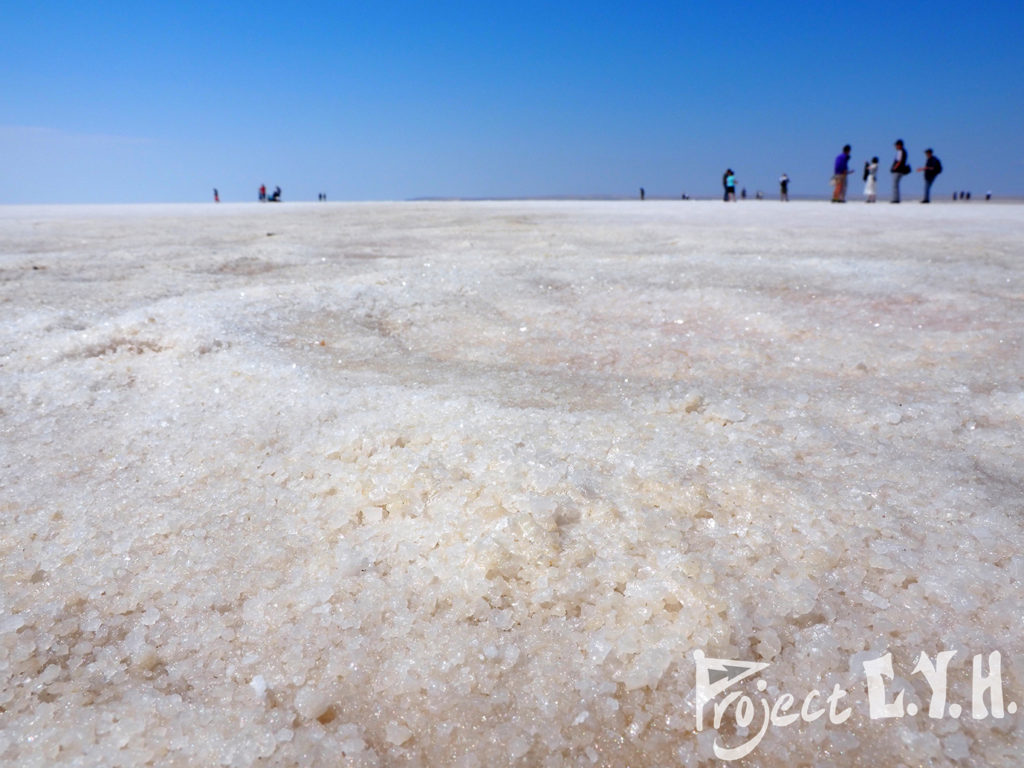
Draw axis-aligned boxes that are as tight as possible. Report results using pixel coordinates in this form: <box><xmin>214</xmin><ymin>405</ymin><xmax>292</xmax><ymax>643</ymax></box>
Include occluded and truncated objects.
<box><xmin>724</xmin><ymin>170</ymin><xmax>737</xmax><ymax>202</ymax></box>
<box><xmin>832</xmin><ymin>145</ymin><xmax>852</xmax><ymax>202</ymax></box>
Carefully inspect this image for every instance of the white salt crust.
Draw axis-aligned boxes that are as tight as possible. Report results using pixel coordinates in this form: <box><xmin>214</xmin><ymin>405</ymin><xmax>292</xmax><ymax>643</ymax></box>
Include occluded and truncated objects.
<box><xmin>1</xmin><ymin>201</ymin><xmax>1022</xmax><ymax>766</ymax></box>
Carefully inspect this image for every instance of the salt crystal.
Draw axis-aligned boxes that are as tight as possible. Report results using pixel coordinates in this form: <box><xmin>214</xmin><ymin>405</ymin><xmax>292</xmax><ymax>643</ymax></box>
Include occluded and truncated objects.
<box><xmin>385</xmin><ymin>722</ymin><xmax>412</xmax><ymax>745</ymax></box>
<box><xmin>249</xmin><ymin>675</ymin><xmax>267</xmax><ymax>697</ymax></box>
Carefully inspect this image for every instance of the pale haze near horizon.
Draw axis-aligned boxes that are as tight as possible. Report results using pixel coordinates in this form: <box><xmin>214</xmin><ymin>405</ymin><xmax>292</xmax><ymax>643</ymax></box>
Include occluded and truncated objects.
<box><xmin>2</xmin><ymin>1</ymin><xmax>1022</xmax><ymax>204</ymax></box>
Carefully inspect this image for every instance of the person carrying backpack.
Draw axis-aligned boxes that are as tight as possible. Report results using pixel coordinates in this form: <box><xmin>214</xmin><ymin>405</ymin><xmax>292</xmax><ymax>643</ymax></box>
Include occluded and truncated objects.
<box><xmin>917</xmin><ymin>149</ymin><xmax>943</xmax><ymax>203</ymax></box>
<box><xmin>890</xmin><ymin>139</ymin><xmax>910</xmax><ymax>203</ymax></box>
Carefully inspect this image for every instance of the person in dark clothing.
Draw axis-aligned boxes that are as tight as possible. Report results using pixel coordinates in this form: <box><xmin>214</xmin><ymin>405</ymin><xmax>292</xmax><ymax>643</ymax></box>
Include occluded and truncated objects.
<box><xmin>890</xmin><ymin>139</ymin><xmax>909</xmax><ymax>202</ymax></box>
<box><xmin>916</xmin><ymin>149</ymin><xmax>942</xmax><ymax>203</ymax></box>
<box><xmin>725</xmin><ymin>171</ymin><xmax>737</xmax><ymax>202</ymax></box>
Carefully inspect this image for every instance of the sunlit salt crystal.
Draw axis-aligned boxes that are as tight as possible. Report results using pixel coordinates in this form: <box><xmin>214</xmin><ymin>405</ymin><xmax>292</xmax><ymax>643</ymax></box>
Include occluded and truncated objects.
<box><xmin>385</xmin><ymin>722</ymin><xmax>412</xmax><ymax>745</ymax></box>
<box><xmin>619</xmin><ymin>648</ymin><xmax>672</xmax><ymax>690</ymax></box>
<box><xmin>491</xmin><ymin>610</ymin><xmax>513</xmax><ymax>630</ymax></box>
<box><xmin>588</xmin><ymin>636</ymin><xmax>612</xmax><ymax>663</ymax></box>
<box><xmin>362</xmin><ymin>506</ymin><xmax>383</xmax><ymax>524</ymax></box>
<box><xmin>249</xmin><ymin>675</ymin><xmax>267</xmax><ymax>697</ymax></box>
<box><xmin>705</xmin><ymin>402</ymin><xmax>747</xmax><ymax>424</ymax></box>
<box><xmin>294</xmin><ymin>686</ymin><xmax>333</xmax><ymax>720</ymax></box>
<box><xmin>528</xmin><ymin>495</ymin><xmax>557</xmax><ymax>517</ymax></box>
<box><xmin>0</xmin><ymin>614</ymin><xmax>26</xmax><ymax>633</ymax></box>
<box><xmin>508</xmin><ymin>735</ymin><xmax>530</xmax><ymax>759</ymax></box>
<box><xmin>862</xmin><ymin>589</ymin><xmax>890</xmax><ymax>609</ymax></box>
<box><xmin>339</xmin><ymin>734</ymin><xmax>366</xmax><ymax>755</ymax></box>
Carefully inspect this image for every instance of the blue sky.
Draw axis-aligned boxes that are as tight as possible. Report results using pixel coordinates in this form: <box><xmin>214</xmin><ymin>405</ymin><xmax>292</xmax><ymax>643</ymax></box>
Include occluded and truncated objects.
<box><xmin>3</xmin><ymin>1</ymin><xmax>1022</xmax><ymax>203</ymax></box>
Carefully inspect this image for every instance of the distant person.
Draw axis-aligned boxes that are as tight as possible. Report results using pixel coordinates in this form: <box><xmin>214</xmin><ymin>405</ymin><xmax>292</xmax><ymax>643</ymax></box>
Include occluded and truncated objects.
<box><xmin>259</xmin><ymin>184</ymin><xmax>266</xmax><ymax>202</ymax></box>
<box><xmin>832</xmin><ymin>144</ymin><xmax>852</xmax><ymax>202</ymax></box>
<box><xmin>986</xmin><ymin>191</ymin><xmax>992</xmax><ymax>201</ymax></box>
<box><xmin>741</xmin><ymin>187</ymin><xmax>747</xmax><ymax>200</ymax></box>
<box><xmin>966</xmin><ymin>191</ymin><xmax>971</xmax><ymax>200</ymax></box>
<box><xmin>890</xmin><ymin>139</ymin><xmax>909</xmax><ymax>202</ymax></box>
<box><xmin>271</xmin><ymin>186</ymin><xmax>281</xmax><ymax>202</ymax></box>
<box><xmin>779</xmin><ymin>173</ymin><xmax>789</xmax><ymax>201</ymax></box>
<box><xmin>916</xmin><ymin>148</ymin><xmax>942</xmax><ymax>203</ymax></box>
<box><xmin>640</xmin><ymin>187</ymin><xmax>645</xmax><ymax>201</ymax></box>
<box><xmin>864</xmin><ymin>157</ymin><xmax>879</xmax><ymax>203</ymax></box>
<box><xmin>722</xmin><ymin>169</ymin><xmax>731</xmax><ymax>201</ymax></box>
<box><xmin>213</xmin><ymin>188</ymin><xmax>219</xmax><ymax>203</ymax></box>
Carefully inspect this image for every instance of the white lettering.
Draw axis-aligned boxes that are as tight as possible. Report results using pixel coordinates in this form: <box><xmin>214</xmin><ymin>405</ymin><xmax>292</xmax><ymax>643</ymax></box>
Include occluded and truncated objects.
<box><xmin>912</xmin><ymin>650</ymin><xmax>956</xmax><ymax>718</ymax></box>
<box><xmin>827</xmin><ymin>683</ymin><xmax>852</xmax><ymax>724</ymax></box>
<box><xmin>863</xmin><ymin>653</ymin><xmax>904</xmax><ymax>719</ymax></box>
<box><xmin>713</xmin><ymin>696</ymin><xmax>771</xmax><ymax>762</ymax></box>
<box><xmin>770</xmin><ymin>692</ymin><xmax>800</xmax><ymax>727</ymax></box>
<box><xmin>973</xmin><ymin>651</ymin><xmax>1005</xmax><ymax>719</ymax></box>
<box><xmin>801</xmin><ymin>688</ymin><xmax>825</xmax><ymax>722</ymax></box>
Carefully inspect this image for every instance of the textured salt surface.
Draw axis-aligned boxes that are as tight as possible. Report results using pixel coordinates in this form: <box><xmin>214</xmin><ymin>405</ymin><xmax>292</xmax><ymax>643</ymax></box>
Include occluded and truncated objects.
<box><xmin>1</xmin><ymin>201</ymin><xmax>1022</xmax><ymax>766</ymax></box>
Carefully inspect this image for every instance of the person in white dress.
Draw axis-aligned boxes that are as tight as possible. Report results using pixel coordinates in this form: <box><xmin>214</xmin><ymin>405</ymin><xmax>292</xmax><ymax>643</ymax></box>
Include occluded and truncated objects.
<box><xmin>864</xmin><ymin>156</ymin><xmax>879</xmax><ymax>203</ymax></box>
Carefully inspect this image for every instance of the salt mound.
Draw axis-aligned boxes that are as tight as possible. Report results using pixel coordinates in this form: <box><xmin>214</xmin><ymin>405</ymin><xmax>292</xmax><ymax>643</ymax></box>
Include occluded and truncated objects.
<box><xmin>1</xmin><ymin>201</ymin><xmax>1022</xmax><ymax>765</ymax></box>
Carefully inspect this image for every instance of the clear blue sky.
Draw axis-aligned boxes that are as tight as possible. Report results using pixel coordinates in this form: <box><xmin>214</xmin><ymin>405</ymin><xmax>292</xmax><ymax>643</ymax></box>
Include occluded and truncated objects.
<box><xmin>3</xmin><ymin>1</ymin><xmax>1022</xmax><ymax>203</ymax></box>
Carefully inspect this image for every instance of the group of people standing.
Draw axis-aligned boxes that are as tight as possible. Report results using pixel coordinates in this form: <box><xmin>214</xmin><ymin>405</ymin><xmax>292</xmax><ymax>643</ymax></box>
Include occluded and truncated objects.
<box><xmin>833</xmin><ymin>140</ymin><xmax>942</xmax><ymax>203</ymax></box>
<box><xmin>258</xmin><ymin>184</ymin><xmax>282</xmax><ymax>202</ymax></box>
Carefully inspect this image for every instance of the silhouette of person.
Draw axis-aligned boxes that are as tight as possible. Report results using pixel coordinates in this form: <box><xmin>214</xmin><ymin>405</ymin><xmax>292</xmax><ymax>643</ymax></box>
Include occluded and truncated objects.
<box><xmin>832</xmin><ymin>144</ymin><xmax>852</xmax><ymax>202</ymax></box>
<box><xmin>890</xmin><ymin>140</ymin><xmax>909</xmax><ymax>203</ymax></box>
<box><xmin>916</xmin><ymin>148</ymin><xmax>942</xmax><ymax>203</ymax></box>
<box><xmin>725</xmin><ymin>171</ymin><xmax>736</xmax><ymax>202</ymax></box>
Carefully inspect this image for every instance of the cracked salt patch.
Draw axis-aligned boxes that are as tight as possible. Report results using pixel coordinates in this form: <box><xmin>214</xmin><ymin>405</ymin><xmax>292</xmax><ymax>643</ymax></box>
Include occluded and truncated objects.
<box><xmin>1</xmin><ymin>200</ymin><xmax>1023</xmax><ymax>766</ymax></box>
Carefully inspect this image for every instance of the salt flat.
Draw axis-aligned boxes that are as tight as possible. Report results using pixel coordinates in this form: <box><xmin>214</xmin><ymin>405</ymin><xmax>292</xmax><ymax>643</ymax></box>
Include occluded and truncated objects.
<box><xmin>1</xmin><ymin>200</ymin><xmax>1022</xmax><ymax>766</ymax></box>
